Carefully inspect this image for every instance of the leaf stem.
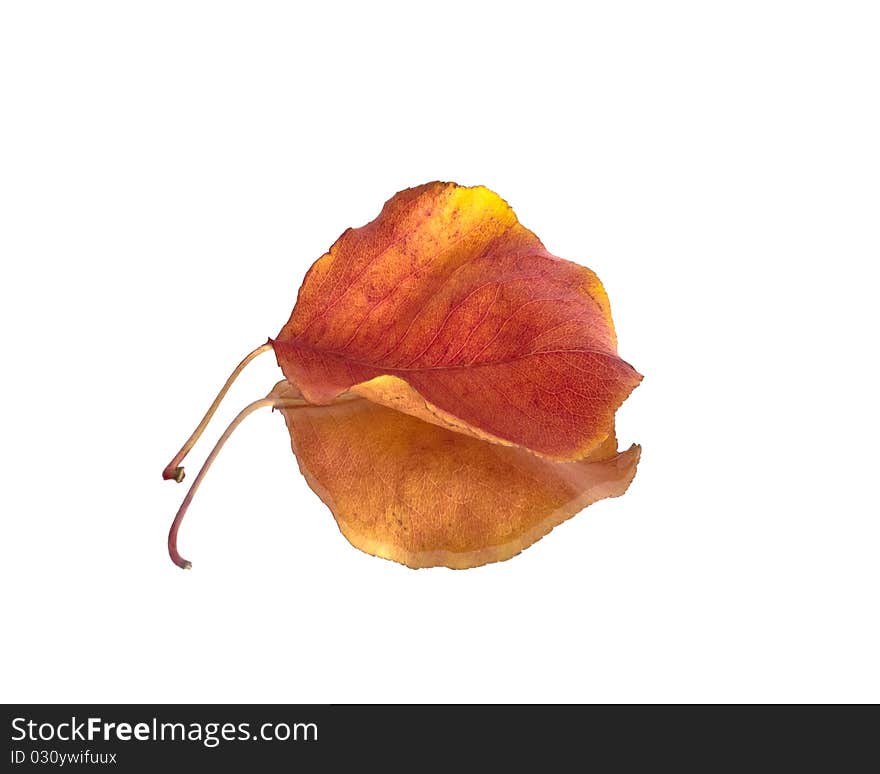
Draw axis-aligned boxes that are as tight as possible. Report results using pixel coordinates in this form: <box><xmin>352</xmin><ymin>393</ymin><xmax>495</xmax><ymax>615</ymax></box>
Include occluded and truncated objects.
<box><xmin>162</xmin><ymin>343</ymin><xmax>272</xmax><ymax>482</ymax></box>
<box><xmin>166</xmin><ymin>395</ymin><xmax>336</xmax><ymax>569</ymax></box>
<box><xmin>167</xmin><ymin>397</ymin><xmax>274</xmax><ymax>569</ymax></box>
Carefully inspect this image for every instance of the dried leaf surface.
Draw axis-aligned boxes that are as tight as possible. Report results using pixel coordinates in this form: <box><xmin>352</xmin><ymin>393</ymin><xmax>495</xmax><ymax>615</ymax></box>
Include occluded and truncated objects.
<box><xmin>272</xmin><ymin>182</ymin><xmax>641</xmax><ymax>461</ymax></box>
<box><xmin>270</xmin><ymin>381</ymin><xmax>640</xmax><ymax>569</ymax></box>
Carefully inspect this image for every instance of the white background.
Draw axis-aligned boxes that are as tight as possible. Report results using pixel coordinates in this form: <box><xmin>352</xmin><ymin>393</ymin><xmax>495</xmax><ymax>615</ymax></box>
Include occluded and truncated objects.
<box><xmin>1</xmin><ymin>2</ymin><xmax>878</xmax><ymax>703</ymax></box>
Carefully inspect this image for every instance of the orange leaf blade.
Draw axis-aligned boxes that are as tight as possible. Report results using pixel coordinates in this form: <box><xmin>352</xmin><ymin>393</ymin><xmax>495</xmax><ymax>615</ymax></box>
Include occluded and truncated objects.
<box><xmin>271</xmin><ymin>382</ymin><xmax>640</xmax><ymax>569</ymax></box>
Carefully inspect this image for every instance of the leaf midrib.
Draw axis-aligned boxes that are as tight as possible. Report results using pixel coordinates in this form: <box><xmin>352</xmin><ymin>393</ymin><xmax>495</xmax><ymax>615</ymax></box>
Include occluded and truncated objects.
<box><xmin>280</xmin><ymin>339</ymin><xmax>628</xmax><ymax>373</ymax></box>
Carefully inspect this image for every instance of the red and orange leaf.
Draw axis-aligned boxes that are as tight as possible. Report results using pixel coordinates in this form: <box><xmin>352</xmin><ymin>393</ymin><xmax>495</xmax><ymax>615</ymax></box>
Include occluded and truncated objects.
<box><xmin>163</xmin><ymin>182</ymin><xmax>643</xmax><ymax>571</ymax></box>
<box><xmin>272</xmin><ymin>182</ymin><xmax>641</xmax><ymax>461</ymax></box>
<box><xmin>270</xmin><ymin>381</ymin><xmax>640</xmax><ymax>569</ymax></box>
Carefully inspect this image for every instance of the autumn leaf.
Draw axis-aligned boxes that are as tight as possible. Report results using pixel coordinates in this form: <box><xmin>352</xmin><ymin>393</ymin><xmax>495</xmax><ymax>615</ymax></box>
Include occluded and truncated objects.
<box><xmin>162</xmin><ymin>182</ymin><xmax>642</xmax><ymax>570</ymax></box>
<box><xmin>269</xmin><ymin>380</ymin><xmax>640</xmax><ymax>569</ymax></box>
<box><xmin>272</xmin><ymin>182</ymin><xmax>641</xmax><ymax>461</ymax></box>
